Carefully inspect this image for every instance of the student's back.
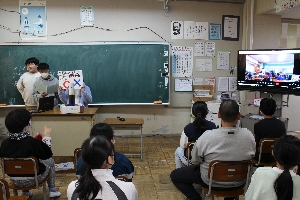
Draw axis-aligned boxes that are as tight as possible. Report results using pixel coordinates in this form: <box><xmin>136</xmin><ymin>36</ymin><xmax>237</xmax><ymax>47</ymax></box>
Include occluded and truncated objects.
<box><xmin>246</xmin><ymin>135</ymin><xmax>300</xmax><ymax>200</ymax></box>
<box><xmin>245</xmin><ymin>167</ymin><xmax>300</xmax><ymax>200</ymax></box>
<box><xmin>254</xmin><ymin>98</ymin><xmax>286</xmax><ymax>163</ymax></box>
<box><xmin>76</xmin><ymin>123</ymin><xmax>134</xmax><ymax>181</ymax></box>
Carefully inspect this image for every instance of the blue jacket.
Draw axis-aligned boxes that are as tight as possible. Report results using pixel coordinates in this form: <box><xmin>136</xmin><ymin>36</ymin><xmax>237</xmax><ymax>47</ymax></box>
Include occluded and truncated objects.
<box><xmin>184</xmin><ymin>120</ymin><xmax>217</xmax><ymax>142</ymax></box>
<box><xmin>58</xmin><ymin>82</ymin><xmax>92</xmax><ymax>108</ymax></box>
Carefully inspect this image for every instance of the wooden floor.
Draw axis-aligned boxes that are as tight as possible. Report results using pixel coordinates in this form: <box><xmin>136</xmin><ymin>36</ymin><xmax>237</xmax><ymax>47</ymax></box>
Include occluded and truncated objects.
<box><xmin>1</xmin><ymin>135</ymin><xmax>245</xmax><ymax>200</ymax></box>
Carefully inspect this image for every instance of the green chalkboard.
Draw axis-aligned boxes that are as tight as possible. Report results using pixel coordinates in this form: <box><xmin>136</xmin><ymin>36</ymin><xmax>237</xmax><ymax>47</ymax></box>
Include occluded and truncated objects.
<box><xmin>0</xmin><ymin>43</ymin><xmax>170</xmax><ymax>105</ymax></box>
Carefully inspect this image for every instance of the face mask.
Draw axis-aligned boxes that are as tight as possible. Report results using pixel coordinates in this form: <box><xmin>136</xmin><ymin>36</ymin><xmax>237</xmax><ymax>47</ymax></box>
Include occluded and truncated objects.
<box><xmin>41</xmin><ymin>73</ymin><xmax>49</xmax><ymax>79</ymax></box>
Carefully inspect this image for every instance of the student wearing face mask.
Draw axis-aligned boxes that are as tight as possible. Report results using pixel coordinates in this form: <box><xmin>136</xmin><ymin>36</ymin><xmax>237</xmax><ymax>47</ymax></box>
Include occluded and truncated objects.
<box><xmin>33</xmin><ymin>63</ymin><xmax>59</xmax><ymax>108</ymax></box>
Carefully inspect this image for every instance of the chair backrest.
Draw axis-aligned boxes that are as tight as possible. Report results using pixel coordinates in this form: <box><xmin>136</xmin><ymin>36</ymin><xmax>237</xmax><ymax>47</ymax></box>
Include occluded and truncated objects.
<box><xmin>207</xmin><ymin>160</ymin><xmax>252</xmax><ymax>196</ymax></box>
<box><xmin>74</xmin><ymin>148</ymin><xmax>82</xmax><ymax>168</ymax></box>
<box><xmin>258</xmin><ymin>138</ymin><xmax>278</xmax><ymax>153</ymax></box>
<box><xmin>1</xmin><ymin>157</ymin><xmax>39</xmax><ymax>189</ymax></box>
<box><xmin>257</xmin><ymin>138</ymin><xmax>278</xmax><ymax>165</ymax></box>
<box><xmin>185</xmin><ymin>142</ymin><xmax>195</xmax><ymax>160</ymax></box>
<box><xmin>0</xmin><ymin>178</ymin><xmax>10</xmax><ymax>200</ymax></box>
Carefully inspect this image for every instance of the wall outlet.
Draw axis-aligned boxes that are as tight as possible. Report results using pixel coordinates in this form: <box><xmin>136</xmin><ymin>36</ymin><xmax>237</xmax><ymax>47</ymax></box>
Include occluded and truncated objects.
<box><xmin>253</xmin><ymin>98</ymin><xmax>263</xmax><ymax>106</ymax></box>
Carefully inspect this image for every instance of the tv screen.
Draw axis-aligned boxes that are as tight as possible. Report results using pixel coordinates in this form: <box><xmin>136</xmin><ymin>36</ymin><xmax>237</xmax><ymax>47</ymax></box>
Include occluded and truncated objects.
<box><xmin>237</xmin><ymin>49</ymin><xmax>300</xmax><ymax>95</ymax></box>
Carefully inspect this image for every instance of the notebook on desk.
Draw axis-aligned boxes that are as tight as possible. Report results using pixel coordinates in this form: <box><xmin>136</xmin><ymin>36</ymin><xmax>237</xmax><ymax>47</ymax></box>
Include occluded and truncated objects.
<box><xmin>38</xmin><ymin>96</ymin><xmax>54</xmax><ymax>112</ymax></box>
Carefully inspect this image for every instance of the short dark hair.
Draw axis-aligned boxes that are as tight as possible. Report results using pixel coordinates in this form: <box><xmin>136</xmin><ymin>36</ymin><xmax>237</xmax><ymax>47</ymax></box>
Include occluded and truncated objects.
<box><xmin>90</xmin><ymin>123</ymin><xmax>113</xmax><ymax>141</ymax></box>
<box><xmin>219</xmin><ymin>100</ymin><xmax>239</xmax><ymax>123</ymax></box>
<box><xmin>5</xmin><ymin>109</ymin><xmax>31</xmax><ymax>133</ymax></box>
<box><xmin>260</xmin><ymin>98</ymin><xmax>276</xmax><ymax>115</ymax></box>
<box><xmin>25</xmin><ymin>57</ymin><xmax>39</xmax><ymax>65</ymax></box>
<box><xmin>37</xmin><ymin>63</ymin><xmax>50</xmax><ymax>71</ymax></box>
<box><xmin>273</xmin><ymin>135</ymin><xmax>300</xmax><ymax>200</ymax></box>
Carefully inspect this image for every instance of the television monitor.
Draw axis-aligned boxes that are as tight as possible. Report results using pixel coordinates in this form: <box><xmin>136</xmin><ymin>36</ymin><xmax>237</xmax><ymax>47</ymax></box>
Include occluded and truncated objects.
<box><xmin>237</xmin><ymin>49</ymin><xmax>300</xmax><ymax>95</ymax></box>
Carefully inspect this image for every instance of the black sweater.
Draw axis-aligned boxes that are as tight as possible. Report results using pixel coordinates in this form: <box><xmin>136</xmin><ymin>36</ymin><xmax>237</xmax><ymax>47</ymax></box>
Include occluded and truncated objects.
<box><xmin>254</xmin><ymin>118</ymin><xmax>286</xmax><ymax>163</ymax></box>
<box><xmin>0</xmin><ymin>136</ymin><xmax>53</xmax><ymax>175</ymax></box>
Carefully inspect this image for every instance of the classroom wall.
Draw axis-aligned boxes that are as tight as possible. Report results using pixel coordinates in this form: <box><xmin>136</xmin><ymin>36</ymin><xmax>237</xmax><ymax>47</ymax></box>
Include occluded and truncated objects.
<box><xmin>1</xmin><ymin>0</ymin><xmax>297</xmax><ymax>136</ymax></box>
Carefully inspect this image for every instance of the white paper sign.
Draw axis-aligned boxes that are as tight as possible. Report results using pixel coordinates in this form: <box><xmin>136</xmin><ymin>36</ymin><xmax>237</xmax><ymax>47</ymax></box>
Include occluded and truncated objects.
<box><xmin>217</xmin><ymin>52</ymin><xmax>230</xmax><ymax>70</ymax></box>
<box><xmin>171</xmin><ymin>21</ymin><xmax>183</xmax><ymax>39</ymax></box>
<box><xmin>175</xmin><ymin>78</ymin><xmax>193</xmax><ymax>92</ymax></box>
<box><xmin>58</xmin><ymin>70</ymin><xmax>83</xmax><ymax>89</ymax></box>
<box><xmin>194</xmin><ymin>42</ymin><xmax>205</xmax><ymax>56</ymax></box>
<box><xmin>218</xmin><ymin>77</ymin><xmax>229</xmax><ymax>92</ymax></box>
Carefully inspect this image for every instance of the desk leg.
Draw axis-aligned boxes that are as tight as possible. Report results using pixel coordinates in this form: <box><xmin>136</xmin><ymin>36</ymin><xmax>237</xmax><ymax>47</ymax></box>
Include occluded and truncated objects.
<box><xmin>140</xmin><ymin>125</ymin><xmax>143</xmax><ymax>161</ymax></box>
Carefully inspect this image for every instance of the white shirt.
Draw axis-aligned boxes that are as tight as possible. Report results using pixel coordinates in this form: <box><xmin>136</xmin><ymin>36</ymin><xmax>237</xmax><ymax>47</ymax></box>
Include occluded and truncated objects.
<box><xmin>67</xmin><ymin>169</ymin><xmax>137</xmax><ymax>200</ymax></box>
<box><xmin>245</xmin><ymin>167</ymin><xmax>300</xmax><ymax>200</ymax></box>
<box><xmin>17</xmin><ymin>72</ymin><xmax>40</xmax><ymax>106</ymax></box>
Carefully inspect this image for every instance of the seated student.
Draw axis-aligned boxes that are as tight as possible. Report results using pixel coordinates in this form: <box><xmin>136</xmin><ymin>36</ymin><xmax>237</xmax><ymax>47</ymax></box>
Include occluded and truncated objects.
<box><xmin>58</xmin><ymin>81</ymin><xmax>92</xmax><ymax>108</ymax></box>
<box><xmin>262</xmin><ymin>72</ymin><xmax>271</xmax><ymax>81</ymax></box>
<box><xmin>245</xmin><ymin>135</ymin><xmax>300</xmax><ymax>200</ymax></box>
<box><xmin>254</xmin><ymin>98</ymin><xmax>286</xmax><ymax>163</ymax></box>
<box><xmin>0</xmin><ymin>109</ymin><xmax>61</xmax><ymax>198</ymax></box>
<box><xmin>33</xmin><ymin>63</ymin><xmax>59</xmax><ymax>108</ymax></box>
<box><xmin>76</xmin><ymin>123</ymin><xmax>134</xmax><ymax>181</ymax></box>
<box><xmin>170</xmin><ymin>100</ymin><xmax>255</xmax><ymax>200</ymax></box>
<box><xmin>174</xmin><ymin>101</ymin><xmax>216</xmax><ymax>168</ymax></box>
<box><xmin>67</xmin><ymin>135</ymin><xmax>138</xmax><ymax>200</ymax></box>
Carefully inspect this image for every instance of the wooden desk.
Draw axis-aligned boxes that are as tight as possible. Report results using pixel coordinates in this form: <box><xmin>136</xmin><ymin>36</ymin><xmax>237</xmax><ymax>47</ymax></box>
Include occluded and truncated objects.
<box><xmin>104</xmin><ymin>118</ymin><xmax>144</xmax><ymax>161</ymax></box>
<box><xmin>31</xmin><ymin>108</ymin><xmax>98</xmax><ymax>156</ymax></box>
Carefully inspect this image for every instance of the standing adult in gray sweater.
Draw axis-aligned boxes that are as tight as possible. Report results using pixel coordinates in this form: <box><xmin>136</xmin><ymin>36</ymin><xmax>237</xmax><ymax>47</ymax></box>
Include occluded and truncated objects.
<box><xmin>170</xmin><ymin>100</ymin><xmax>255</xmax><ymax>200</ymax></box>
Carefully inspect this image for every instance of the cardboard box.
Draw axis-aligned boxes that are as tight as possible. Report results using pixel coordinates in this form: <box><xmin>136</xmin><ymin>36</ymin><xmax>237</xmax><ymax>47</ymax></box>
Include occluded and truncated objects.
<box><xmin>60</xmin><ymin>105</ymin><xmax>84</xmax><ymax>114</ymax></box>
<box><xmin>193</xmin><ymin>85</ymin><xmax>214</xmax><ymax>102</ymax></box>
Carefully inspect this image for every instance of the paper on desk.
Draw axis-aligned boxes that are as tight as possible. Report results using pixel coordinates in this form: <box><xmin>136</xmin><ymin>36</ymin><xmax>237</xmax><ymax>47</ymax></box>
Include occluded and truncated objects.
<box><xmin>36</xmin><ymin>82</ymin><xmax>58</xmax><ymax>94</ymax></box>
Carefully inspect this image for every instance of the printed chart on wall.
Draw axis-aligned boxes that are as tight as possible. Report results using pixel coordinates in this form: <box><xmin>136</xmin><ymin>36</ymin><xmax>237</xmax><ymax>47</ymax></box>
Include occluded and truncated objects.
<box><xmin>218</xmin><ymin>77</ymin><xmax>237</xmax><ymax>92</ymax></box>
<box><xmin>19</xmin><ymin>0</ymin><xmax>46</xmax><ymax>40</ymax></box>
<box><xmin>174</xmin><ymin>78</ymin><xmax>193</xmax><ymax>92</ymax></box>
<box><xmin>217</xmin><ymin>51</ymin><xmax>230</xmax><ymax>70</ymax></box>
<box><xmin>194</xmin><ymin>42</ymin><xmax>204</xmax><ymax>56</ymax></box>
<box><xmin>184</xmin><ymin>21</ymin><xmax>208</xmax><ymax>40</ymax></box>
<box><xmin>172</xmin><ymin>46</ymin><xmax>193</xmax><ymax>77</ymax></box>
<box><xmin>80</xmin><ymin>6</ymin><xmax>94</xmax><ymax>26</ymax></box>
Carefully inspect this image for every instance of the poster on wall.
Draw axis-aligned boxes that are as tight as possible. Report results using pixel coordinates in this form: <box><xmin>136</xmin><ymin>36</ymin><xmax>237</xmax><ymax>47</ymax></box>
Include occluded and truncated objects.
<box><xmin>171</xmin><ymin>21</ymin><xmax>183</xmax><ymax>39</ymax></box>
<box><xmin>19</xmin><ymin>1</ymin><xmax>47</xmax><ymax>40</ymax></box>
<box><xmin>172</xmin><ymin>46</ymin><xmax>193</xmax><ymax>77</ymax></box>
<box><xmin>183</xmin><ymin>21</ymin><xmax>208</xmax><ymax>40</ymax></box>
<box><xmin>209</xmin><ymin>23</ymin><xmax>221</xmax><ymax>40</ymax></box>
<box><xmin>222</xmin><ymin>15</ymin><xmax>240</xmax><ymax>41</ymax></box>
<box><xmin>194</xmin><ymin>42</ymin><xmax>205</xmax><ymax>56</ymax></box>
<box><xmin>80</xmin><ymin>6</ymin><xmax>94</xmax><ymax>26</ymax></box>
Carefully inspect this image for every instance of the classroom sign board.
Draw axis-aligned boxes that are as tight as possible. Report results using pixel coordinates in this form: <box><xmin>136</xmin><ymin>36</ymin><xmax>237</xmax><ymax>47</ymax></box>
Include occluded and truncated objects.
<box><xmin>0</xmin><ymin>43</ymin><xmax>170</xmax><ymax>105</ymax></box>
<box><xmin>57</xmin><ymin>70</ymin><xmax>83</xmax><ymax>89</ymax></box>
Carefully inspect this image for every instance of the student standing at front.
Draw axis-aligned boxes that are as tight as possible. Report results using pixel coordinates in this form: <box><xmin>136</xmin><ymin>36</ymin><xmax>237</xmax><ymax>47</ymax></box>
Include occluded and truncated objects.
<box><xmin>17</xmin><ymin>57</ymin><xmax>40</xmax><ymax>111</ymax></box>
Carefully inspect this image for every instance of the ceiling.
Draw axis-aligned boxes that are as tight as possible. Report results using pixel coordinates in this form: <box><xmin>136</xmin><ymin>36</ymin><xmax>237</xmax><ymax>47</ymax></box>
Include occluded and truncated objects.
<box><xmin>172</xmin><ymin>0</ymin><xmax>300</xmax><ymax>19</ymax></box>
<box><xmin>279</xmin><ymin>6</ymin><xmax>300</xmax><ymax>20</ymax></box>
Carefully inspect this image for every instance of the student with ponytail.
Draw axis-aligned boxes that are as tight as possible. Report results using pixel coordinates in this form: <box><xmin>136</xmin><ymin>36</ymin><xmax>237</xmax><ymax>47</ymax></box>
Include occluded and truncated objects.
<box><xmin>67</xmin><ymin>136</ymin><xmax>137</xmax><ymax>200</ymax></box>
<box><xmin>245</xmin><ymin>135</ymin><xmax>300</xmax><ymax>200</ymax></box>
<box><xmin>174</xmin><ymin>101</ymin><xmax>217</xmax><ymax>168</ymax></box>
